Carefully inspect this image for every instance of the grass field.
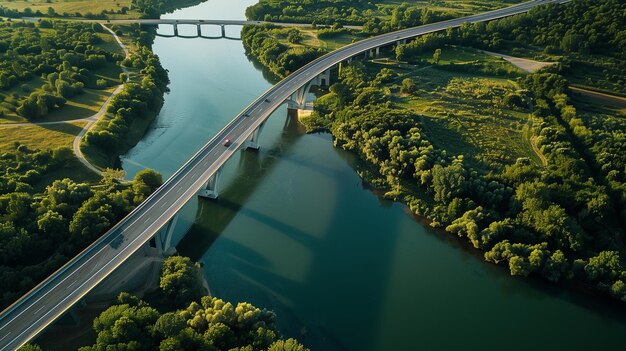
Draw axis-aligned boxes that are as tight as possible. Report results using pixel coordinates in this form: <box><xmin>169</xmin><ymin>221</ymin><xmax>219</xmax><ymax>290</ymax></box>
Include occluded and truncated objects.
<box><xmin>0</xmin><ymin>0</ymin><xmax>137</xmax><ymax>18</ymax></box>
<box><xmin>0</xmin><ymin>120</ymin><xmax>86</xmax><ymax>152</ymax></box>
<box><xmin>299</xmin><ymin>30</ymin><xmax>357</xmax><ymax>51</ymax></box>
<box><xmin>391</xmin><ymin>67</ymin><xmax>535</xmax><ymax>168</ymax></box>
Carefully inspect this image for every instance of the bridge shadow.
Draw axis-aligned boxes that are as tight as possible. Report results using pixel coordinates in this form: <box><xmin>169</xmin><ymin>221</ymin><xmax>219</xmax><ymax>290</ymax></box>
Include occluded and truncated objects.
<box><xmin>177</xmin><ymin>110</ymin><xmax>304</xmax><ymax>259</ymax></box>
<box><xmin>175</xmin><ymin>110</ymin><xmax>406</xmax><ymax>350</ymax></box>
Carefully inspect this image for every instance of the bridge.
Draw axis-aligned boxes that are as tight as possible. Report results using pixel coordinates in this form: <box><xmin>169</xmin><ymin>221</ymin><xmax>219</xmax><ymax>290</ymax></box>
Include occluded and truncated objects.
<box><xmin>23</xmin><ymin>17</ymin><xmax>362</xmax><ymax>39</ymax></box>
<box><xmin>0</xmin><ymin>0</ymin><xmax>570</xmax><ymax>349</ymax></box>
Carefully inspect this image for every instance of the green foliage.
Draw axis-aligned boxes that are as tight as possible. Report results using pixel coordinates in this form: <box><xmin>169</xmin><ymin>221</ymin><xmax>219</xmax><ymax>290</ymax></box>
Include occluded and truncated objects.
<box><xmin>241</xmin><ymin>25</ymin><xmax>324</xmax><ymax>79</ymax></box>
<box><xmin>0</xmin><ymin>144</ymin><xmax>163</xmax><ymax>309</ymax></box>
<box><xmin>132</xmin><ymin>168</ymin><xmax>163</xmax><ymax>203</ymax></box>
<box><xmin>302</xmin><ymin>39</ymin><xmax>626</xmax><ymax>302</ymax></box>
<box><xmin>84</xmin><ymin>45</ymin><xmax>169</xmax><ymax>157</ymax></box>
<box><xmin>159</xmin><ymin>256</ymin><xmax>203</xmax><ymax>307</ymax></box>
<box><xmin>82</xmin><ymin>267</ymin><xmax>309</xmax><ymax>351</ymax></box>
<box><xmin>0</xmin><ymin>20</ymin><xmax>123</xmax><ymax>119</ymax></box>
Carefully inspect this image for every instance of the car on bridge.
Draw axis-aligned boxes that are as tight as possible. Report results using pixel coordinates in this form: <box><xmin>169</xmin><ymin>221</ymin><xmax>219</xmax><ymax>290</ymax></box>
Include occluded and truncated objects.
<box><xmin>223</xmin><ymin>138</ymin><xmax>232</xmax><ymax>147</ymax></box>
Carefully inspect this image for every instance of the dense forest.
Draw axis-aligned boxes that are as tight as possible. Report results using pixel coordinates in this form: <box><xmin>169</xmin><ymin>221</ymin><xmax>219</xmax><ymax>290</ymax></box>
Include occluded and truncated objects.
<box><xmin>241</xmin><ymin>25</ymin><xmax>325</xmax><ymax>79</ymax></box>
<box><xmin>82</xmin><ymin>42</ymin><xmax>170</xmax><ymax>165</ymax></box>
<box><xmin>0</xmin><ymin>20</ymin><xmax>123</xmax><ymax>120</ymax></box>
<box><xmin>0</xmin><ymin>145</ymin><xmax>163</xmax><ymax>309</ymax></box>
<box><xmin>246</xmin><ymin>0</ymin><xmax>520</xmax><ymax>27</ymax></box>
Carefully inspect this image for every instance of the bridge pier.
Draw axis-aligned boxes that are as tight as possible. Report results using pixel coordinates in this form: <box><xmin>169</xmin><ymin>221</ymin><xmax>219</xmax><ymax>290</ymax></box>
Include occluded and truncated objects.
<box><xmin>198</xmin><ymin>167</ymin><xmax>222</xmax><ymax>199</ymax></box>
<box><xmin>197</xmin><ymin>24</ymin><xmax>201</xmax><ymax>36</ymax></box>
<box><xmin>317</xmin><ymin>68</ymin><xmax>331</xmax><ymax>86</ymax></box>
<box><xmin>220</xmin><ymin>25</ymin><xmax>226</xmax><ymax>37</ymax></box>
<box><xmin>244</xmin><ymin>121</ymin><xmax>265</xmax><ymax>150</ymax></box>
<box><xmin>155</xmin><ymin>214</ymin><xmax>179</xmax><ymax>256</ymax></box>
<box><xmin>173</xmin><ymin>24</ymin><xmax>178</xmax><ymax>36</ymax></box>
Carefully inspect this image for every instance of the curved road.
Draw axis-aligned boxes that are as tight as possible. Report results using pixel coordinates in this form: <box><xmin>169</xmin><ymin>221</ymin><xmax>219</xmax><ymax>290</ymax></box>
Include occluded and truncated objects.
<box><xmin>0</xmin><ymin>1</ymin><xmax>570</xmax><ymax>349</ymax></box>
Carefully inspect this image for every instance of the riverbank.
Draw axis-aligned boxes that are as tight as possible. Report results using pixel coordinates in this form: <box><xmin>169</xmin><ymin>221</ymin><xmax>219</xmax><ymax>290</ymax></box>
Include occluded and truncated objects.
<box><xmin>80</xmin><ymin>26</ymin><xmax>170</xmax><ymax>170</ymax></box>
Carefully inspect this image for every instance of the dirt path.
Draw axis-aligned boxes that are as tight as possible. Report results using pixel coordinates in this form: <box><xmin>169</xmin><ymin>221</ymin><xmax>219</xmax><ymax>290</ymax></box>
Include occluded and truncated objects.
<box><xmin>530</xmin><ymin>135</ymin><xmax>547</xmax><ymax>167</ymax></box>
<box><xmin>72</xmin><ymin>23</ymin><xmax>130</xmax><ymax>175</ymax></box>
<box><xmin>481</xmin><ymin>50</ymin><xmax>557</xmax><ymax>73</ymax></box>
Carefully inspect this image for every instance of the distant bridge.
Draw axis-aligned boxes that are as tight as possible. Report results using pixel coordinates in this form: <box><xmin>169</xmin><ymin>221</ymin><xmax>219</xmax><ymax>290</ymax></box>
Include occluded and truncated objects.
<box><xmin>1</xmin><ymin>1</ymin><xmax>570</xmax><ymax>349</ymax></box>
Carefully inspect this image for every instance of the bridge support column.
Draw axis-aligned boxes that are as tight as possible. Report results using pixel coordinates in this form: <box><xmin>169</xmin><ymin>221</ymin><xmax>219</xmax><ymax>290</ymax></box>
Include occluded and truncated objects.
<box><xmin>197</xmin><ymin>24</ymin><xmax>201</xmax><ymax>36</ymax></box>
<box><xmin>173</xmin><ymin>24</ymin><xmax>178</xmax><ymax>36</ymax></box>
<box><xmin>347</xmin><ymin>57</ymin><xmax>353</xmax><ymax>64</ymax></box>
<box><xmin>292</xmin><ymin>81</ymin><xmax>313</xmax><ymax>109</ymax></box>
<box><xmin>198</xmin><ymin>168</ymin><xmax>222</xmax><ymax>199</ymax></box>
<box><xmin>220</xmin><ymin>25</ymin><xmax>226</xmax><ymax>37</ymax></box>
<box><xmin>155</xmin><ymin>213</ymin><xmax>179</xmax><ymax>256</ymax></box>
<box><xmin>376</xmin><ymin>47</ymin><xmax>380</xmax><ymax>56</ymax></box>
<box><xmin>317</xmin><ymin>68</ymin><xmax>330</xmax><ymax>86</ymax></box>
<box><xmin>244</xmin><ymin>121</ymin><xmax>265</xmax><ymax>150</ymax></box>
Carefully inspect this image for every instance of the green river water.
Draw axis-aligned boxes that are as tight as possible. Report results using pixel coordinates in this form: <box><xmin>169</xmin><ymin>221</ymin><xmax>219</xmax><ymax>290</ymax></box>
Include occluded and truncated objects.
<box><xmin>120</xmin><ymin>0</ymin><xmax>626</xmax><ymax>349</ymax></box>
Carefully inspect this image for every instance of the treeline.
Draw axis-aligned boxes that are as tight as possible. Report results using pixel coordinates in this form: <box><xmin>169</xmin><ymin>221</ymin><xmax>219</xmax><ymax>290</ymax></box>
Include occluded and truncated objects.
<box><xmin>245</xmin><ymin>0</ymin><xmax>457</xmax><ymax>28</ymax></box>
<box><xmin>83</xmin><ymin>44</ymin><xmax>169</xmax><ymax>163</ymax></box>
<box><xmin>0</xmin><ymin>142</ymin><xmax>164</xmax><ymax>309</ymax></box>
<box><xmin>80</xmin><ymin>256</ymin><xmax>308</xmax><ymax>351</ymax></box>
<box><xmin>0</xmin><ymin>4</ymin><xmax>125</xmax><ymax>20</ymax></box>
<box><xmin>131</xmin><ymin>0</ymin><xmax>208</xmax><ymax>18</ymax></box>
<box><xmin>0</xmin><ymin>20</ymin><xmax>122</xmax><ymax>119</ymax></box>
<box><xmin>23</xmin><ymin>256</ymin><xmax>309</xmax><ymax>351</ymax></box>
<box><xmin>305</xmin><ymin>58</ymin><xmax>626</xmax><ymax>301</ymax></box>
<box><xmin>246</xmin><ymin>0</ymin><xmax>374</xmax><ymax>26</ymax></box>
<box><xmin>394</xmin><ymin>0</ymin><xmax>625</xmax><ymax>93</ymax></box>
<box><xmin>242</xmin><ymin>25</ymin><xmax>324</xmax><ymax>79</ymax></box>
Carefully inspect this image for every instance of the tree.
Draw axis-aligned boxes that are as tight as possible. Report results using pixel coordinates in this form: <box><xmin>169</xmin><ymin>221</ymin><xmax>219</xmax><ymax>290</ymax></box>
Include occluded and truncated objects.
<box><xmin>92</xmin><ymin>22</ymin><xmax>103</xmax><ymax>32</ymax></box>
<box><xmin>287</xmin><ymin>29</ymin><xmax>302</xmax><ymax>44</ymax></box>
<box><xmin>159</xmin><ymin>256</ymin><xmax>203</xmax><ymax>307</ymax></box>
<box><xmin>37</xmin><ymin>210</ymin><xmax>68</xmax><ymax>241</ymax></box>
<box><xmin>17</xmin><ymin>344</ymin><xmax>42</xmax><ymax>351</ymax></box>
<box><xmin>432</xmin><ymin>48</ymin><xmax>441</xmax><ymax>64</ymax></box>
<box><xmin>584</xmin><ymin>251</ymin><xmax>622</xmax><ymax>283</ymax></box>
<box><xmin>268</xmin><ymin>339</ymin><xmax>310</xmax><ymax>351</ymax></box>
<box><xmin>400</xmin><ymin>78</ymin><xmax>416</xmax><ymax>94</ymax></box>
<box><xmin>132</xmin><ymin>169</ymin><xmax>163</xmax><ymax>203</ymax></box>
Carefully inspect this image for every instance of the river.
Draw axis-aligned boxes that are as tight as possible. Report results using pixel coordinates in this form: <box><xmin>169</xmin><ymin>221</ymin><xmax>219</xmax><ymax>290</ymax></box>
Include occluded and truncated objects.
<box><xmin>120</xmin><ymin>0</ymin><xmax>626</xmax><ymax>349</ymax></box>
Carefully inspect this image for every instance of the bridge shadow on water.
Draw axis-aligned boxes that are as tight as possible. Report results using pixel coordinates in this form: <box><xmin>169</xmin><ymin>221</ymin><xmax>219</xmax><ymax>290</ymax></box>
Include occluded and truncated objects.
<box><xmin>177</xmin><ymin>110</ymin><xmax>304</xmax><ymax>258</ymax></box>
<box><xmin>176</xmin><ymin>111</ymin><xmax>404</xmax><ymax>351</ymax></box>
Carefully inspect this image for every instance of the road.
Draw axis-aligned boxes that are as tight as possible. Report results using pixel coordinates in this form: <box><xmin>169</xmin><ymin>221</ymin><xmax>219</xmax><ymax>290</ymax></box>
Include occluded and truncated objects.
<box><xmin>0</xmin><ymin>1</ymin><xmax>570</xmax><ymax>349</ymax></box>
